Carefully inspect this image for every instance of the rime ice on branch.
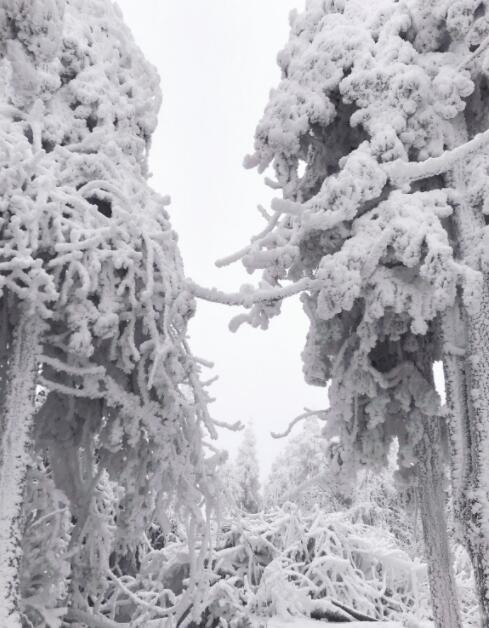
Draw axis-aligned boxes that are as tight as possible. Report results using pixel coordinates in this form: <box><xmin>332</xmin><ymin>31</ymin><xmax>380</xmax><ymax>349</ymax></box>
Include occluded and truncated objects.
<box><xmin>0</xmin><ymin>1</ymin><xmax>218</xmax><ymax>626</ymax></box>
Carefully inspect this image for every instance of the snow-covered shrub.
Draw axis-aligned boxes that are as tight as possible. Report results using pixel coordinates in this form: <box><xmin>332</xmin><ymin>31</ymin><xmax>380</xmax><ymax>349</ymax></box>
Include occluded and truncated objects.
<box><xmin>200</xmin><ymin>506</ymin><xmax>431</xmax><ymax>626</ymax></box>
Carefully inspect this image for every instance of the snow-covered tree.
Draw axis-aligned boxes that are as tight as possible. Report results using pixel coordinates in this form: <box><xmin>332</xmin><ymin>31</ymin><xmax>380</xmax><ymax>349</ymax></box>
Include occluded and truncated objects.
<box><xmin>235</xmin><ymin>423</ymin><xmax>262</xmax><ymax>514</ymax></box>
<box><xmin>215</xmin><ymin>459</ymin><xmax>242</xmax><ymax>520</ymax></box>
<box><xmin>264</xmin><ymin>418</ymin><xmax>349</xmax><ymax>511</ymax></box>
<box><xmin>265</xmin><ymin>421</ymin><xmax>421</xmax><ymax>556</ymax></box>
<box><xmin>0</xmin><ymin>2</ymin><xmax>219</xmax><ymax>626</ymax></box>
<box><xmin>191</xmin><ymin>1</ymin><xmax>489</xmax><ymax>625</ymax></box>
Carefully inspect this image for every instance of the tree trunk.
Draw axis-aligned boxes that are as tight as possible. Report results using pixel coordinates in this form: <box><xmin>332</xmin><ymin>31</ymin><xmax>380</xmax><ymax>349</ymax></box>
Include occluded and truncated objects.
<box><xmin>416</xmin><ymin>415</ymin><xmax>463</xmax><ymax>628</ymax></box>
<box><xmin>445</xmin><ymin>154</ymin><xmax>489</xmax><ymax>622</ymax></box>
<box><xmin>0</xmin><ymin>306</ymin><xmax>41</xmax><ymax>628</ymax></box>
<box><xmin>442</xmin><ymin>305</ymin><xmax>471</xmax><ymax>536</ymax></box>
<box><xmin>457</xmin><ymin>282</ymin><xmax>489</xmax><ymax>625</ymax></box>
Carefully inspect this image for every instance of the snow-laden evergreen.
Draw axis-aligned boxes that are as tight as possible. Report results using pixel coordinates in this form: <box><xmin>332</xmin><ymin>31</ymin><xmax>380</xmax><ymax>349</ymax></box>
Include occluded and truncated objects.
<box><xmin>264</xmin><ymin>418</ymin><xmax>348</xmax><ymax>511</ymax></box>
<box><xmin>235</xmin><ymin>423</ymin><xmax>262</xmax><ymax>514</ymax></box>
<box><xmin>0</xmin><ymin>2</ymin><xmax>219</xmax><ymax>626</ymax></box>
<box><xmin>264</xmin><ymin>420</ymin><xmax>420</xmax><ymax>552</ymax></box>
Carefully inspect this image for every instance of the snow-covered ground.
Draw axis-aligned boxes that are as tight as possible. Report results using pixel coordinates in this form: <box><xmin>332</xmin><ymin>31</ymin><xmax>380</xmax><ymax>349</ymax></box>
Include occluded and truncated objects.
<box><xmin>259</xmin><ymin>619</ymin><xmax>402</xmax><ymax>628</ymax></box>
<box><xmin>260</xmin><ymin>619</ymin><xmax>433</xmax><ymax>628</ymax></box>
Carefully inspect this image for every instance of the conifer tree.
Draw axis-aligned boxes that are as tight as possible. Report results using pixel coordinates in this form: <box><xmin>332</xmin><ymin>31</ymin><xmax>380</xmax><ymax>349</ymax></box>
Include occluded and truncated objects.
<box><xmin>235</xmin><ymin>423</ymin><xmax>262</xmax><ymax>514</ymax></box>
<box><xmin>264</xmin><ymin>418</ymin><xmax>345</xmax><ymax>511</ymax></box>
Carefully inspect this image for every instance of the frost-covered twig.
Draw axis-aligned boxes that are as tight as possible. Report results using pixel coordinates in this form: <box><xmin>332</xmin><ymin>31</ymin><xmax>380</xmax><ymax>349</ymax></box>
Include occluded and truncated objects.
<box><xmin>216</xmin><ymin>208</ymin><xmax>281</xmax><ymax>268</ymax></box>
<box><xmin>106</xmin><ymin>569</ymin><xmax>172</xmax><ymax>618</ymax></box>
<box><xmin>213</xmin><ymin>418</ymin><xmax>244</xmax><ymax>432</ymax></box>
<box><xmin>271</xmin><ymin>409</ymin><xmax>327</xmax><ymax>439</ymax></box>
<box><xmin>188</xmin><ymin>277</ymin><xmax>322</xmax><ymax>307</ymax></box>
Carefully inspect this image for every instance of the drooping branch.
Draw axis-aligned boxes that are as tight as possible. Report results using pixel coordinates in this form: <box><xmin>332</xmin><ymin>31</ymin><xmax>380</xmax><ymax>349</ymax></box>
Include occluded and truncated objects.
<box><xmin>271</xmin><ymin>408</ymin><xmax>327</xmax><ymax>439</ymax></box>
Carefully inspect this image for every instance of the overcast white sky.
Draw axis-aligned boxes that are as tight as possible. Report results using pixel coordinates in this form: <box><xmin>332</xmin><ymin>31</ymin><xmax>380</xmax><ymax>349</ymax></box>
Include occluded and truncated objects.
<box><xmin>115</xmin><ymin>0</ymin><xmax>326</xmax><ymax>479</ymax></box>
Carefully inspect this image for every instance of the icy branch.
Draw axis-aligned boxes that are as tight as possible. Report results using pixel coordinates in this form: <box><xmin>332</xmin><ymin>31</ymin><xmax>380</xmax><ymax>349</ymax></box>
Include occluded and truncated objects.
<box><xmin>271</xmin><ymin>408</ymin><xmax>327</xmax><ymax>439</ymax></box>
<box><xmin>385</xmin><ymin>127</ymin><xmax>489</xmax><ymax>186</ymax></box>
<box><xmin>41</xmin><ymin>355</ymin><xmax>106</xmax><ymax>377</ymax></box>
<box><xmin>215</xmin><ymin>208</ymin><xmax>281</xmax><ymax>268</ymax></box>
<box><xmin>106</xmin><ymin>569</ymin><xmax>172</xmax><ymax>617</ymax></box>
<box><xmin>212</xmin><ymin>418</ymin><xmax>244</xmax><ymax>432</ymax></box>
<box><xmin>216</xmin><ymin>199</ymin><xmax>302</xmax><ymax>269</ymax></box>
<box><xmin>188</xmin><ymin>277</ymin><xmax>322</xmax><ymax>307</ymax></box>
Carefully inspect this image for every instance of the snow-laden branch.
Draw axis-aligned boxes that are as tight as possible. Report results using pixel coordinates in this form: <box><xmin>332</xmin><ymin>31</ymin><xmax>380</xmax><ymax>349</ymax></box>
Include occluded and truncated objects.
<box><xmin>385</xmin><ymin>126</ymin><xmax>489</xmax><ymax>186</ymax></box>
<box><xmin>216</xmin><ymin>199</ymin><xmax>302</xmax><ymax>269</ymax></box>
<box><xmin>271</xmin><ymin>408</ymin><xmax>327</xmax><ymax>439</ymax></box>
<box><xmin>212</xmin><ymin>418</ymin><xmax>244</xmax><ymax>432</ymax></box>
<box><xmin>41</xmin><ymin>354</ymin><xmax>106</xmax><ymax>377</ymax></box>
<box><xmin>106</xmin><ymin>569</ymin><xmax>172</xmax><ymax>618</ymax></box>
<box><xmin>187</xmin><ymin>277</ymin><xmax>322</xmax><ymax>307</ymax></box>
<box><xmin>216</xmin><ymin>207</ymin><xmax>281</xmax><ymax>268</ymax></box>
